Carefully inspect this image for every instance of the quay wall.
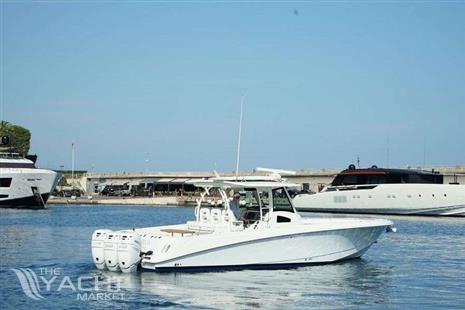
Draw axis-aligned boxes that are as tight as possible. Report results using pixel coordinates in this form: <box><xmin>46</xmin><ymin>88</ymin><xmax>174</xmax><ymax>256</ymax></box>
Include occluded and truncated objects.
<box><xmin>48</xmin><ymin>196</ymin><xmax>180</xmax><ymax>206</ymax></box>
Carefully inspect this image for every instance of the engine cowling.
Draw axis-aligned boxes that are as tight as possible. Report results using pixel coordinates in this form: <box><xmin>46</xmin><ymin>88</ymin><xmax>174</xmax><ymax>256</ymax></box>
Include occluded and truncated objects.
<box><xmin>104</xmin><ymin>232</ymin><xmax>121</xmax><ymax>272</ymax></box>
<box><xmin>91</xmin><ymin>229</ymin><xmax>112</xmax><ymax>270</ymax></box>
<box><xmin>117</xmin><ymin>230</ymin><xmax>142</xmax><ymax>273</ymax></box>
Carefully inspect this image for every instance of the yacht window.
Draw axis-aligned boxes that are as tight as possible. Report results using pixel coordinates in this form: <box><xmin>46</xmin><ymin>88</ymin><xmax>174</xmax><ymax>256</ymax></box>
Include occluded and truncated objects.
<box><xmin>272</xmin><ymin>188</ymin><xmax>294</xmax><ymax>213</ymax></box>
<box><xmin>366</xmin><ymin>175</ymin><xmax>386</xmax><ymax>184</ymax></box>
<box><xmin>0</xmin><ymin>162</ymin><xmax>35</xmax><ymax>168</ymax></box>
<box><xmin>340</xmin><ymin>175</ymin><xmax>357</xmax><ymax>185</ymax></box>
<box><xmin>0</xmin><ymin>178</ymin><xmax>12</xmax><ymax>187</ymax></box>
<box><xmin>413</xmin><ymin>174</ymin><xmax>444</xmax><ymax>184</ymax></box>
<box><xmin>386</xmin><ymin>173</ymin><xmax>403</xmax><ymax>183</ymax></box>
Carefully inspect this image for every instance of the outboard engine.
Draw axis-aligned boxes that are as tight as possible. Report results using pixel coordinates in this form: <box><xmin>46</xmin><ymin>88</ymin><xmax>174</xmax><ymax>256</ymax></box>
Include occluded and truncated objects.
<box><xmin>91</xmin><ymin>229</ymin><xmax>112</xmax><ymax>270</ymax></box>
<box><xmin>104</xmin><ymin>231</ymin><xmax>122</xmax><ymax>272</ymax></box>
<box><xmin>117</xmin><ymin>230</ymin><xmax>142</xmax><ymax>273</ymax></box>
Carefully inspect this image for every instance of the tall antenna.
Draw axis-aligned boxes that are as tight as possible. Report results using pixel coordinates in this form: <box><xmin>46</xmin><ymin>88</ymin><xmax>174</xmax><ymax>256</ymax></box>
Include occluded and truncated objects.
<box><xmin>71</xmin><ymin>141</ymin><xmax>75</xmax><ymax>186</ymax></box>
<box><xmin>235</xmin><ymin>96</ymin><xmax>244</xmax><ymax>180</ymax></box>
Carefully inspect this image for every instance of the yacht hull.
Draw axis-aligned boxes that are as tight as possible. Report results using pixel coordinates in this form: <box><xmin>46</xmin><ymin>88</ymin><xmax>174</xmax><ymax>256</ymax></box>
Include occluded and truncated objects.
<box><xmin>0</xmin><ymin>193</ymin><xmax>50</xmax><ymax>209</ymax></box>
<box><xmin>141</xmin><ymin>223</ymin><xmax>389</xmax><ymax>271</ymax></box>
<box><xmin>293</xmin><ymin>184</ymin><xmax>465</xmax><ymax>217</ymax></box>
<box><xmin>296</xmin><ymin>206</ymin><xmax>465</xmax><ymax>217</ymax></box>
<box><xmin>0</xmin><ymin>168</ymin><xmax>58</xmax><ymax>209</ymax></box>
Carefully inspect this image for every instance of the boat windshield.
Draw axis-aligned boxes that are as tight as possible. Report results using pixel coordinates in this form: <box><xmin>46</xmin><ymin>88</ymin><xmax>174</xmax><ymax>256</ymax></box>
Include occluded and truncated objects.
<box><xmin>242</xmin><ymin>188</ymin><xmax>268</xmax><ymax>208</ymax></box>
<box><xmin>239</xmin><ymin>188</ymin><xmax>269</xmax><ymax>225</ymax></box>
<box><xmin>272</xmin><ymin>187</ymin><xmax>294</xmax><ymax>213</ymax></box>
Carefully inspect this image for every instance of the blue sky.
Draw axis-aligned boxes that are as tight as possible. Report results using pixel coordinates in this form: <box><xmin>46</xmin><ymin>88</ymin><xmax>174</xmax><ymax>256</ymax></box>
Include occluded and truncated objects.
<box><xmin>1</xmin><ymin>1</ymin><xmax>464</xmax><ymax>172</ymax></box>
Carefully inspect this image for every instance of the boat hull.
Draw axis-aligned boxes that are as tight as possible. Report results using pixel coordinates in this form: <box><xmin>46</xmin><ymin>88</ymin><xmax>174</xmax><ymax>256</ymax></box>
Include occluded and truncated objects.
<box><xmin>0</xmin><ymin>168</ymin><xmax>58</xmax><ymax>209</ymax></box>
<box><xmin>296</xmin><ymin>206</ymin><xmax>465</xmax><ymax>217</ymax></box>
<box><xmin>293</xmin><ymin>184</ymin><xmax>465</xmax><ymax>217</ymax></box>
<box><xmin>141</xmin><ymin>224</ymin><xmax>388</xmax><ymax>271</ymax></box>
<box><xmin>0</xmin><ymin>193</ymin><xmax>50</xmax><ymax>209</ymax></box>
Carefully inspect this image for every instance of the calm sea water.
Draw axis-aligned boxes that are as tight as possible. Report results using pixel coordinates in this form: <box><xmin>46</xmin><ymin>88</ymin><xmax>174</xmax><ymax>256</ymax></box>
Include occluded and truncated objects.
<box><xmin>0</xmin><ymin>205</ymin><xmax>464</xmax><ymax>309</ymax></box>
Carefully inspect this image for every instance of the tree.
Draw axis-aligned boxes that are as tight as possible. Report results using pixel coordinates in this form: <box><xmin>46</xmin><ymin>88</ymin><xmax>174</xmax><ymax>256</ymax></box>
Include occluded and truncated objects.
<box><xmin>0</xmin><ymin>121</ymin><xmax>31</xmax><ymax>156</ymax></box>
<box><xmin>58</xmin><ymin>175</ymin><xmax>68</xmax><ymax>186</ymax></box>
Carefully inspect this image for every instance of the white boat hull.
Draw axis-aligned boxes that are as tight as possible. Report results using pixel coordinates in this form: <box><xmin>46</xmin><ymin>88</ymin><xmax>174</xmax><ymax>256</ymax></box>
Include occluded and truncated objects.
<box><xmin>0</xmin><ymin>168</ymin><xmax>59</xmax><ymax>209</ymax></box>
<box><xmin>140</xmin><ymin>219</ymin><xmax>391</xmax><ymax>271</ymax></box>
<box><xmin>294</xmin><ymin>184</ymin><xmax>465</xmax><ymax>217</ymax></box>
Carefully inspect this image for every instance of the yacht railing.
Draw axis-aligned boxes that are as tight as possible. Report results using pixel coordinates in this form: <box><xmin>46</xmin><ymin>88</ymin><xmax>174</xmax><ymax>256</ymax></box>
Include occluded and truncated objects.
<box><xmin>0</xmin><ymin>152</ymin><xmax>24</xmax><ymax>159</ymax></box>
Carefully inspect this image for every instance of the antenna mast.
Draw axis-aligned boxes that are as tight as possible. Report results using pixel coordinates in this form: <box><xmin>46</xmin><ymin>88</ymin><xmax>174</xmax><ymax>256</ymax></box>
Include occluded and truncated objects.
<box><xmin>71</xmin><ymin>141</ymin><xmax>75</xmax><ymax>186</ymax></box>
<box><xmin>235</xmin><ymin>96</ymin><xmax>244</xmax><ymax>180</ymax></box>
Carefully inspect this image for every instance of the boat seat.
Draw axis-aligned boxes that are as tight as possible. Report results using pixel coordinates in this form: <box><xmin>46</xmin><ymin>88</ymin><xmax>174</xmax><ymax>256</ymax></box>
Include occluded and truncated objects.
<box><xmin>199</xmin><ymin>208</ymin><xmax>211</xmax><ymax>223</ymax></box>
<box><xmin>222</xmin><ymin>209</ymin><xmax>234</xmax><ymax>223</ymax></box>
<box><xmin>211</xmin><ymin>208</ymin><xmax>222</xmax><ymax>224</ymax></box>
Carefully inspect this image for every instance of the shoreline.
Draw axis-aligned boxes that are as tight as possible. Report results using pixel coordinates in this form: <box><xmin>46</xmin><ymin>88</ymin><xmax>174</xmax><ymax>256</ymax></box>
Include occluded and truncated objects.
<box><xmin>48</xmin><ymin>196</ymin><xmax>197</xmax><ymax>206</ymax></box>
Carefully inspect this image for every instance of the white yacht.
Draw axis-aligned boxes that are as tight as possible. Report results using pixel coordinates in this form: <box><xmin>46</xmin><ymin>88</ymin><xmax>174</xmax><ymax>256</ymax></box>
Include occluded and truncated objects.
<box><xmin>293</xmin><ymin>165</ymin><xmax>465</xmax><ymax>216</ymax></box>
<box><xmin>0</xmin><ymin>153</ymin><xmax>59</xmax><ymax>209</ymax></box>
<box><xmin>91</xmin><ymin>174</ymin><xmax>395</xmax><ymax>272</ymax></box>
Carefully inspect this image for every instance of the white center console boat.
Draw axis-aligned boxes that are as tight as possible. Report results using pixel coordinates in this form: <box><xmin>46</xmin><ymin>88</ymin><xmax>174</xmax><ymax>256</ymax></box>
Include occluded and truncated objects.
<box><xmin>91</xmin><ymin>175</ymin><xmax>395</xmax><ymax>272</ymax></box>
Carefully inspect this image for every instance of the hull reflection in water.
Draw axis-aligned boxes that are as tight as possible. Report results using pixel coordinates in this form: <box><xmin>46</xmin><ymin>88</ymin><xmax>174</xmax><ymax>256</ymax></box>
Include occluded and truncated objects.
<box><xmin>96</xmin><ymin>259</ymin><xmax>392</xmax><ymax>309</ymax></box>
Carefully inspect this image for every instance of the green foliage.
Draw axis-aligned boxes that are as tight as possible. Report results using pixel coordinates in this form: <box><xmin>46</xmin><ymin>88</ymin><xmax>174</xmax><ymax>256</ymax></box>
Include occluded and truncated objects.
<box><xmin>0</xmin><ymin>121</ymin><xmax>31</xmax><ymax>156</ymax></box>
<box><xmin>58</xmin><ymin>175</ymin><xmax>68</xmax><ymax>186</ymax></box>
